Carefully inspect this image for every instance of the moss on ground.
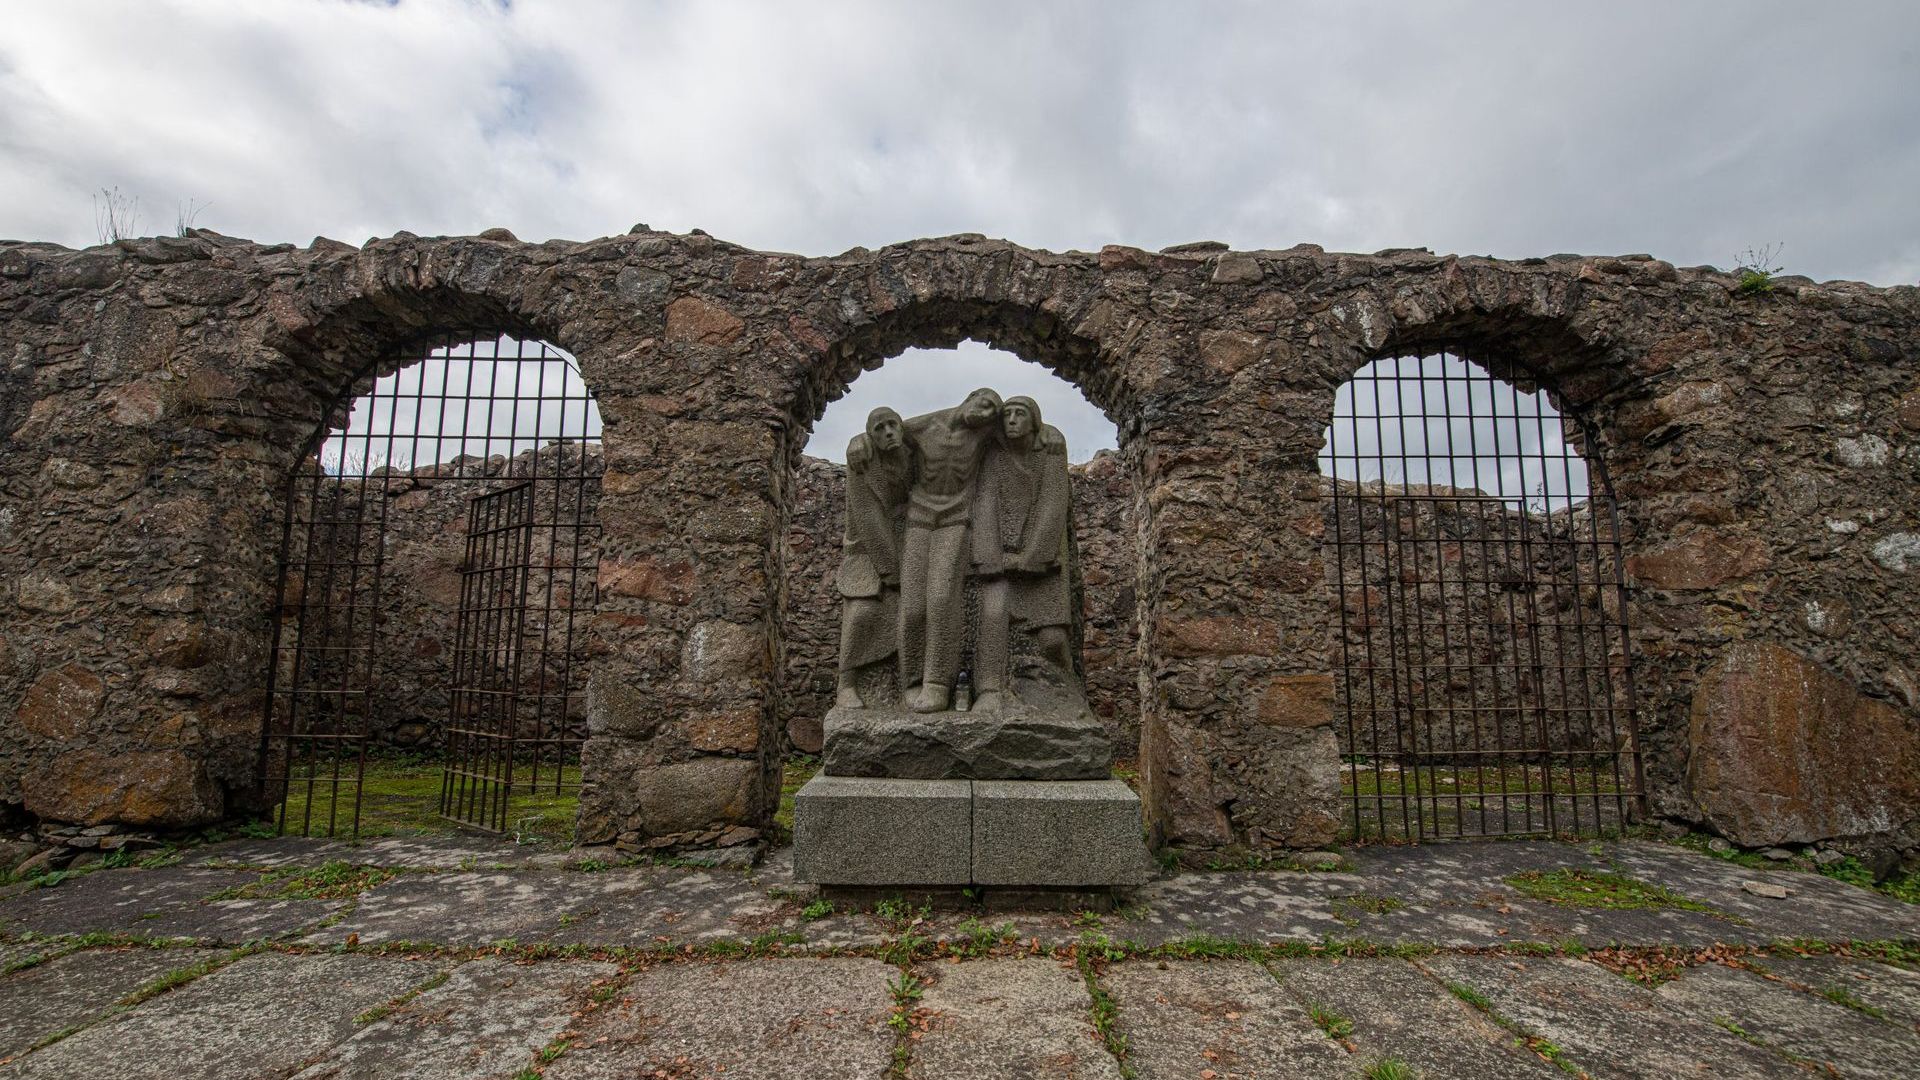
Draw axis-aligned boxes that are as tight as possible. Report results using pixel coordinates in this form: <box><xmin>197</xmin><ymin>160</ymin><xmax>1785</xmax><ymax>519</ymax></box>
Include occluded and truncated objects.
<box><xmin>1505</xmin><ymin>868</ymin><xmax>1717</xmax><ymax>913</ymax></box>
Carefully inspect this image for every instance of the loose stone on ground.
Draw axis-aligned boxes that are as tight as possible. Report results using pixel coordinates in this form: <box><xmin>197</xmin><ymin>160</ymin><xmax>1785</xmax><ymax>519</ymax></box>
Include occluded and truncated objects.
<box><xmin>1098</xmin><ymin>959</ymin><xmax>1349</xmax><ymax>1079</ymax></box>
<box><xmin>546</xmin><ymin>957</ymin><xmax>895</xmax><ymax>1080</ymax></box>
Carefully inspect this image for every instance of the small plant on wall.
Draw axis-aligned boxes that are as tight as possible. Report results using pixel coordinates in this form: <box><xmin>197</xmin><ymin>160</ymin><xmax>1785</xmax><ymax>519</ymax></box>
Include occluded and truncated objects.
<box><xmin>1734</xmin><ymin>242</ymin><xmax>1785</xmax><ymax>294</ymax></box>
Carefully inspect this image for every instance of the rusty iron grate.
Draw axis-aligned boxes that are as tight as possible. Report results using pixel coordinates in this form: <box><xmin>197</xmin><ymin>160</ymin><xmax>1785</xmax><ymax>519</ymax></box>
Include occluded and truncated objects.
<box><xmin>1323</xmin><ymin>351</ymin><xmax>1645</xmax><ymax>841</ymax></box>
<box><xmin>257</xmin><ymin>335</ymin><xmax>601</xmax><ymax>838</ymax></box>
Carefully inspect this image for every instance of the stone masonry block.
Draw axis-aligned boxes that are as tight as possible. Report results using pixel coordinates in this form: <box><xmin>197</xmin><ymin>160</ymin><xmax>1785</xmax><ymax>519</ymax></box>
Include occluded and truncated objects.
<box><xmin>792</xmin><ymin>776</ymin><xmax>972</xmax><ymax>885</ymax></box>
<box><xmin>971</xmin><ymin>780</ymin><xmax>1154</xmax><ymax>887</ymax></box>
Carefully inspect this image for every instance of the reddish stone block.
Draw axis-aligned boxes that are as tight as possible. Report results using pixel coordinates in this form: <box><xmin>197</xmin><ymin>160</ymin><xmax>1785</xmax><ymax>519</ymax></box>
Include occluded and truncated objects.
<box><xmin>1688</xmin><ymin>642</ymin><xmax>1920</xmax><ymax>846</ymax></box>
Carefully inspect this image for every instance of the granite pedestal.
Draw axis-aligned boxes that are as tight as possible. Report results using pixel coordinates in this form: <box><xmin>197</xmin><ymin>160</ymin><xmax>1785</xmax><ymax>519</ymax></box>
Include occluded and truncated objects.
<box><xmin>792</xmin><ymin>775</ymin><xmax>1154</xmax><ymax>892</ymax></box>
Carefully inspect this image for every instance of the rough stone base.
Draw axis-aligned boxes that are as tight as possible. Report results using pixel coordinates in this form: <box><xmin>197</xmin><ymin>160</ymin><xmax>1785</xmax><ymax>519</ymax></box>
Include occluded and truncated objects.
<box><xmin>793</xmin><ymin>776</ymin><xmax>1153</xmax><ymax>888</ymax></box>
<box><xmin>822</xmin><ymin>685</ymin><xmax>1112</xmax><ymax>780</ymax></box>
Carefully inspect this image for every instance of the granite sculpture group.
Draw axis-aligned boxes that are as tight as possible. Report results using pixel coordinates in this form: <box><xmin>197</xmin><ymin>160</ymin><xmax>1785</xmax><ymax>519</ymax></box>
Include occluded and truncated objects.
<box><xmin>794</xmin><ymin>390</ymin><xmax>1153</xmax><ymax>897</ymax></box>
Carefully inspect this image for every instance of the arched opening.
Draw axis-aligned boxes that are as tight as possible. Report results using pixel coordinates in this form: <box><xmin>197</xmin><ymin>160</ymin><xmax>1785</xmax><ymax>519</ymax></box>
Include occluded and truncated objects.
<box><xmin>778</xmin><ymin>339</ymin><xmax>1134</xmax><ymax>809</ymax></box>
<box><xmin>1321</xmin><ymin>351</ymin><xmax>1643</xmax><ymax>841</ymax></box>
<box><xmin>258</xmin><ymin>334</ymin><xmax>603</xmax><ymax>839</ymax></box>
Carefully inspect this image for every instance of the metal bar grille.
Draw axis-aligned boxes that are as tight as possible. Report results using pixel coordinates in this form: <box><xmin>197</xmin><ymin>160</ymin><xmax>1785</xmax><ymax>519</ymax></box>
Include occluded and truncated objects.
<box><xmin>258</xmin><ymin>335</ymin><xmax>601</xmax><ymax>838</ymax></box>
<box><xmin>1324</xmin><ymin>351</ymin><xmax>1643</xmax><ymax>841</ymax></box>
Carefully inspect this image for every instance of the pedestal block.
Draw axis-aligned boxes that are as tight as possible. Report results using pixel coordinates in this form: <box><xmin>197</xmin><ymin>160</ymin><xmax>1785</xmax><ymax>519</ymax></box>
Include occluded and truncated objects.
<box><xmin>792</xmin><ymin>775</ymin><xmax>1153</xmax><ymax>888</ymax></box>
<box><xmin>791</xmin><ymin>776</ymin><xmax>971</xmax><ymax>885</ymax></box>
<box><xmin>972</xmin><ymin>779</ymin><xmax>1154</xmax><ymax>886</ymax></box>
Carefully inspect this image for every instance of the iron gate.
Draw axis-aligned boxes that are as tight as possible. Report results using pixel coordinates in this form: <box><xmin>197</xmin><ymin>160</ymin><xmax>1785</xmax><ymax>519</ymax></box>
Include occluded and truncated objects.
<box><xmin>439</xmin><ymin>482</ymin><xmax>535</xmax><ymax>830</ymax></box>
<box><xmin>259</xmin><ymin>335</ymin><xmax>601</xmax><ymax>837</ymax></box>
<box><xmin>1324</xmin><ymin>351</ymin><xmax>1644</xmax><ymax>841</ymax></box>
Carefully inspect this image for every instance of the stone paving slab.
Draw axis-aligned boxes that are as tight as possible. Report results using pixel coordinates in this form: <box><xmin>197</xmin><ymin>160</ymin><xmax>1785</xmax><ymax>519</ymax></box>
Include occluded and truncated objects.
<box><xmin>1655</xmin><ymin>962</ymin><xmax>1920</xmax><ymax>1077</ymax></box>
<box><xmin>0</xmin><ymin>867</ymin><xmax>338</xmax><ymax>943</ymax></box>
<box><xmin>1419</xmin><ymin>954</ymin><xmax>1790</xmax><ymax>1078</ymax></box>
<box><xmin>1608</xmin><ymin>842</ymin><xmax>1920</xmax><ymax>941</ymax></box>
<box><xmin>304</xmin><ymin>872</ymin><xmax>587</xmax><ymax>946</ymax></box>
<box><xmin>191</xmin><ymin>836</ymin><xmax>574</xmax><ymax>872</ymax></box>
<box><xmin>0</xmin><ymin>947</ymin><xmax>219</xmax><ymax>1061</ymax></box>
<box><xmin>545</xmin><ymin>869</ymin><xmax>792</xmax><ymax>947</ymax></box>
<box><xmin>0</xmin><ymin>941</ymin><xmax>60</xmax><ymax>972</ymax></box>
<box><xmin>1099</xmin><ymin>959</ymin><xmax>1348</xmax><ymax>1079</ymax></box>
<box><xmin>1753</xmin><ymin>952</ymin><xmax>1920</xmax><ymax>1030</ymax></box>
<box><xmin>1</xmin><ymin>951</ymin><xmax>450</xmax><ymax>1079</ymax></box>
<box><xmin>293</xmin><ymin>957</ymin><xmax>619</xmax><ymax>1079</ymax></box>
<box><xmin>907</xmin><ymin>956</ymin><xmax>1119</xmax><ymax>1079</ymax></box>
<box><xmin>1271</xmin><ymin>956</ymin><xmax>1560</xmax><ymax>1078</ymax></box>
<box><xmin>546</xmin><ymin>957</ymin><xmax>895</xmax><ymax>1079</ymax></box>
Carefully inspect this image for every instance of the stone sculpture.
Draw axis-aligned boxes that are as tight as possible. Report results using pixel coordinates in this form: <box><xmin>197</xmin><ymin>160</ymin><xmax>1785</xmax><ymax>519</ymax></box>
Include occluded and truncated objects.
<box><xmin>972</xmin><ymin>394</ymin><xmax>1075</xmax><ymax>711</ymax></box>
<box><xmin>834</xmin><ymin>407</ymin><xmax>913</xmax><ymax>710</ymax></box>
<box><xmin>796</xmin><ymin>386</ymin><xmax>1153</xmax><ymax>896</ymax></box>
<box><xmin>819</xmin><ymin>388</ymin><xmax>1110</xmax><ymax>778</ymax></box>
<box><xmin>895</xmin><ymin>387</ymin><xmax>1005</xmax><ymax>713</ymax></box>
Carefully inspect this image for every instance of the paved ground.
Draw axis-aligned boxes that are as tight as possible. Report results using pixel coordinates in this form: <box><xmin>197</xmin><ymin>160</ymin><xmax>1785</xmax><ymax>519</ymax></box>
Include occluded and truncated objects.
<box><xmin>0</xmin><ymin>836</ymin><xmax>1913</xmax><ymax>1077</ymax></box>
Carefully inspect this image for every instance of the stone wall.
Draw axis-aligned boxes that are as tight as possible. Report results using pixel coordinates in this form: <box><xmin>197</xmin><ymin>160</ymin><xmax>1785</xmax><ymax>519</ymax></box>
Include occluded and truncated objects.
<box><xmin>2</xmin><ymin>228</ymin><xmax>1917</xmax><ymax>861</ymax></box>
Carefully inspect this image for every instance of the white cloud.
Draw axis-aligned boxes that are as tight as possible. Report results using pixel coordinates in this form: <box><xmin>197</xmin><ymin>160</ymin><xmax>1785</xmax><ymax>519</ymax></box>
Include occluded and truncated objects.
<box><xmin>1</xmin><ymin>0</ymin><xmax>1912</xmax><ymax>284</ymax></box>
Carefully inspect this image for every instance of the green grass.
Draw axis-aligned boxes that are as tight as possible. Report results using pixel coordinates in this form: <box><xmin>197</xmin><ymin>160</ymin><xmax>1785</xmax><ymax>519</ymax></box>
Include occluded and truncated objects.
<box><xmin>1812</xmin><ymin>856</ymin><xmax>1920</xmax><ymax>905</ymax></box>
<box><xmin>274</xmin><ymin>751</ymin><xmax>580</xmax><ymax>843</ymax></box>
<box><xmin>205</xmin><ymin>861</ymin><xmax>397</xmax><ymax>902</ymax></box>
<box><xmin>1505</xmin><ymin>869</ymin><xmax>1716</xmax><ymax>913</ymax></box>
<box><xmin>1816</xmin><ymin>984</ymin><xmax>1886</xmax><ymax>1019</ymax></box>
<box><xmin>1332</xmin><ymin>894</ymin><xmax>1403</xmax><ymax>923</ymax></box>
<box><xmin>1307</xmin><ymin>1000</ymin><xmax>1353</xmax><ymax>1040</ymax></box>
<box><xmin>771</xmin><ymin>756</ymin><xmax>819</xmax><ymax>846</ymax></box>
<box><xmin>1363</xmin><ymin>1058</ymin><xmax>1417</xmax><ymax>1080</ymax></box>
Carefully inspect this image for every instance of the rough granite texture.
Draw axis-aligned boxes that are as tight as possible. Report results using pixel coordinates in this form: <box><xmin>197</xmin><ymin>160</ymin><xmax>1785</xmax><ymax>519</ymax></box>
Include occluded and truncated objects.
<box><xmin>970</xmin><ymin>779</ymin><xmax>1155</xmax><ymax>886</ymax></box>
<box><xmin>791</xmin><ymin>775</ymin><xmax>973</xmax><ymax>885</ymax></box>
<box><xmin>3</xmin><ymin>228</ymin><xmax>1919</xmax><ymax>858</ymax></box>
<box><xmin>821</xmin><ymin>697</ymin><xmax>1112</xmax><ymax>780</ymax></box>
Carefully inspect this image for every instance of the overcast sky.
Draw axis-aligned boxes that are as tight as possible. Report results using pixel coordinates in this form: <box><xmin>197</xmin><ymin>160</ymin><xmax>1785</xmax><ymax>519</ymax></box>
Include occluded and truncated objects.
<box><xmin>5</xmin><ymin>1</ymin><xmax>1916</xmax><ymax>463</ymax></box>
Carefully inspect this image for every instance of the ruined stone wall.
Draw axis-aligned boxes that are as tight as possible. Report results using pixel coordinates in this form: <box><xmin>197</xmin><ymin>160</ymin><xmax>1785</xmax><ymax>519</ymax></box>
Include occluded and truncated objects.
<box><xmin>2</xmin><ymin>228</ymin><xmax>1917</xmax><ymax>861</ymax></box>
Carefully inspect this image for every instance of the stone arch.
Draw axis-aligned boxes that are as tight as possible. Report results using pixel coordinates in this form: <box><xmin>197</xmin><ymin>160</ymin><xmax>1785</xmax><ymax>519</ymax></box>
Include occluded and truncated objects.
<box><xmin>1314</xmin><ymin>335</ymin><xmax>1645</xmax><ymax>840</ymax></box>
<box><xmin>779</xmin><ymin>296</ymin><xmax>1138</xmax><ymax>456</ymax></box>
<box><xmin>768</xmin><ymin>293</ymin><xmax>1153</xmax><ymax>751</ymax></box>
<box><xmin>235</xmin><ymin>263</ymin><xmax>623</xmax><ymax>831</ymax></box>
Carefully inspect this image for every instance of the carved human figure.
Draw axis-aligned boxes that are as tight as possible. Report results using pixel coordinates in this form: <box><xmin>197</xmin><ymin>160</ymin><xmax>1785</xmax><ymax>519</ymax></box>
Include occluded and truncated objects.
<box><xmin>971</xmin><ymin>395</ymin><xmax>1074</xmax><ymax>711</ymax></box>
<box><xmin>896</xmin><ymin>387</ymin><xmax>1003</xmax><ymax>712</ymax></box>
<box><xmin>835</xmin><ymin>407</ymin><xmax>915</xmax><ymax>708</ymax></box>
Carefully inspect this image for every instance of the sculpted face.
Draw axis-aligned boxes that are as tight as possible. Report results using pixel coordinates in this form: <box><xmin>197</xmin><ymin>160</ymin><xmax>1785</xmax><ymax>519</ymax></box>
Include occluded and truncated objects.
<box><xmin>866</xmin><ymin>407</ymin><xmax>905</xmax><ymax>453</ymax></box>
<box><xmin>1002</xmin><ymin>402</ymin><xmax>1033</xmax><ymax>441</ymax></box>
<box><xmin>960</xmin><ymin>388</ymin><xmax>1002</xmax><ymax>428</ymax></box>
